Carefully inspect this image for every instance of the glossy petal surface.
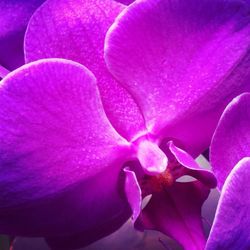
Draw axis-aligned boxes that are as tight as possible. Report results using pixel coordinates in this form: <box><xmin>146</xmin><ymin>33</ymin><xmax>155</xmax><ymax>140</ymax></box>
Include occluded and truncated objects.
<box><xmin>0</xmin><ymin>0</ymin><xmax>45</xmax><ymax>70</ymax></box>
<box><xmin>105</xmin><ymin>0</ymin><xmax>250</xmax><ymax>153</ymax></box>
<box><xmin>0</xmin><ymin>58</ymin><xmax>129</xmax><ymax>208</ymax></box>
<box><xmin>206</xmin><ymin>158</ymin><xmax>250</xmax><ymax>250</ymax></box>
<box><xmin>135</xmin><ymin>181</ymin><xmax>209</xmax><ymax>250</ymax></box>
<box><xmin>25</xmin><ymin>0</ymin><xmax>145</xmax><ymax>140</ymax></box>
<box><xmin>211</xmin><ymin>93</ymin><xmax>250</xmax><ymax>189</ymax></box>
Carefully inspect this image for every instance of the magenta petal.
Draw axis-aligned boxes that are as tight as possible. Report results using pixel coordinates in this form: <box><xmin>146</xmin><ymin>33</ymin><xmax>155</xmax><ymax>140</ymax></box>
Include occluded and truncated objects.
<box><xmin>135</xmin><ymin>181</ymin><xmax>209</xmax><ymax>250</ymax></box>
<box><xmin>24</xmin><ymin>0</ymin><xmax>146</xmax><ymax>140</ymax></box>
<box><xmin>211</xmin><ymin>93</ymin><xmax>250</xmax><ymax>189</ymax></box>
<box><xmin>0</xmin><ymin>0</ymin><xmax>45</xmax><ymax>70</ymax></box>
<box><xmin>0</xmin><ymin>59</ymin><xmax>131</xmax><ymax>235</ymax></box>
<box><xmin>168</xmin><ymin>141</ymin><xmax>217</xmax><ymax>188</ymax></box>
<box><xmin>206</xmin><ymin>158</ymin><xmax>250</xmax><ymax>250</ymax></box>
<box><xmin>124</xmin><ymin>168</ymin><xmax>142</xmax><ymax>222</ymax></box>
<box><xmin>105</xmin><ymin>0</ymin><xmax>250</xmax><ymax>153</ymax></box>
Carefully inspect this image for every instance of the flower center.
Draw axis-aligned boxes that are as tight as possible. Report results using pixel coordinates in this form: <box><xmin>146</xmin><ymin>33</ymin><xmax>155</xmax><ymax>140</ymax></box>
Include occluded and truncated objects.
<box><xmin>138</xmin><ymin>148</ymin><xmax>185</xmax><ymax>194</ymax></box>
<box><xmin>143</xmin><ymin>169</ymin><xmax>174</xmax><ymax>193</ymax></box>
<box><xmin>134</xmin><ymin>137</ymin><xmax>186</xmax><ymax>194</ymax></box>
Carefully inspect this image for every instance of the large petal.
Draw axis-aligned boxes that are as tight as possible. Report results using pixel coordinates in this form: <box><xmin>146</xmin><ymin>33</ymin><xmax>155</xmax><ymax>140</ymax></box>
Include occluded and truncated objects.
<box><xmin>210</xmin><ymin>93</ymin><xmax>250</xmax><ymax>189</ymax></box>
<box><xmin>0</xmin><ymin>167</ymin><xmax>131</xmax><ymax>243</ymax></box>
<box><xmin>135</xmin><ymin>181</ymin><xmax>209</xmax><ymax>250</ymax></box>
<box><xmin>24</xmin><ymin>0</ymin><xmax>146</xmax><ymax>140</ymax></box>
<box><xmin>0</xmin><ymin>58</ymin><xmax>131</xmax><ymax>236</ymax></box>
<box><xmin>105</xmin><ymin>0</ymin><xmax>250</xmax><ymax>155</ymax></box>
<box><xmin>206</xmin><ymin>157</ymin><xmax>250</xmax><ymax>250</ymax></box>
<box><xmin>0</xmin><ymin>0</ymin><xmax>45</xmax><ymax>70</ymax></box>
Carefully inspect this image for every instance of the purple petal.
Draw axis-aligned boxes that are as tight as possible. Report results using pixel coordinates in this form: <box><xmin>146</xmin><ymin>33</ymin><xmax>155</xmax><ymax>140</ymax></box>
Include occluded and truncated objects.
<box><xmin>124</xmin><ymin>168</ymin><xmax>142</xmax><ymax>222</ymax></box>
<box><xmin>1</xmin><ymin>166</ymin><xmax>130</xmax><ymax>241</ymax></box>
<box><xmin>168</xmin><ymin>141</ymin><xmax>217</xmax><ymax>188</ymax></box>
<box><xmin>135</xmin><ymin>181</ymin><xmax>209</xmax><ymax>250</ymax></box>
<box><xmin>206</xmin><ymin>157</ymin><xmax>250</xmax><ymax>250</ymax></box>
<box><xmin>105</xmin><ymin>0</ymin><xmax>250</xmax><ymax>154</ymax></box>
<box><xmin>0</xmin><ymin>58</ymin><xmax>130</xmax><ymax>235</ymax></box>
<box><xmin>211</xmin><ymin>93</ymin><xmax>250</xmax><ymax>189</ymax></box>
<box><xmin>24</xmin><ymin>0</ymin><xmax>146</xmax><ymax>140</ymax></box>
<box><xmin>0</xmin><ymin>0</ymin><xmax>45</xmax><ymax>70</ymax></box>
<box><xmin>45</xmin><ymin>206</ymin><xmax>130</xmax><ymax>250</ymax></box>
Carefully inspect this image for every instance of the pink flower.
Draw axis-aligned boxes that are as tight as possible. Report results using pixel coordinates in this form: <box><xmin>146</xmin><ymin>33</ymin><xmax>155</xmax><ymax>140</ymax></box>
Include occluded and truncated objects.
<box><xmin>1</xmin><ymin>0</ymin><xmax>250</xmax><ymax>249</ymax></box>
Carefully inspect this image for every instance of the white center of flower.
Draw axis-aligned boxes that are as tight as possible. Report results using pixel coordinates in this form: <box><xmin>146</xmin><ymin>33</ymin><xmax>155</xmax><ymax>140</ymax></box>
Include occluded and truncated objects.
<box><xmin>137</xmin><ymin>140</ymin><xmax>168</xmax><ymax>175</ymax></box>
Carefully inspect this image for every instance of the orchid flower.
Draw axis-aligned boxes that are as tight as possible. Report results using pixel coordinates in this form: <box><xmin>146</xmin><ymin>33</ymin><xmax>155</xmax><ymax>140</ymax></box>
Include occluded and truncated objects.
<box><xmin>1</xmin><ymin>0</ymin><xmax>250</xmax><ymax>250</ymax></box>
<box><xmin>0</xmin><ymin>0</ymin><xmax>45</xmax><ymax>74</ymax></box>
<box><xmin>205</xmin><ymin>93</ymin><xmax>250</xmax><ymax>249</ymax></box>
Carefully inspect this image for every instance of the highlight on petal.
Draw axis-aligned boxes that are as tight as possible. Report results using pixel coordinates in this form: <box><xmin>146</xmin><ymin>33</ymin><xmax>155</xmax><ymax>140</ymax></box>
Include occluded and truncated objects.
<box><xmin>206</xmin><ymin>157</ymin><xmax>250</xmax><ymax>250</ymax></box>
<box><xmin>168</xmin><ymin>141</ymin><xmax>217</xmax><ymax>188</ymax></box>
<box><xmin>0</xmin><ymin>58</ymin><xmax>131</xmax><ymax>235</ymax></box>
<box><xmin>124</xmin><ymin>168</ymin><xmax>142</xmax><ymax>222</ymax></box>
<box><xmin>25</xmin><ymin>0</ymin><xmax>146</xmax><ymax>140</ymax></box>
<box><xmin>135</xmin><ymin>181</ymin><xmax>209</xmax><ymax>250</ymax></box>
<box><xmin>210</xmin><ymin>93</ymin><xmax>250</xmax><ymax>189</ymax></box>
<box><xmin>105</xmin><ymin>0</ymin><xmax>250</xmax><ymax>153</ymax></box>
<box><xmin>137</xmin><ymin>140</ymin><xmax>167</xmax><ymax>174</ymax></box>
<box><xmin>0</xmin><ymin>0</ymin><xmax>45</xmax><ymax>70</ymax></box>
